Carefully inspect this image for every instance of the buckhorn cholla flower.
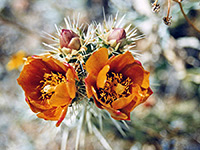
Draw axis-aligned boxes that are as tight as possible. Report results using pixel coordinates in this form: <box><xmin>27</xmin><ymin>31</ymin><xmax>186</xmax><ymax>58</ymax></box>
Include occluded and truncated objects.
<box><xmin>85</xmin><ymin>48</ymin><xmax>153</xmax><ymax>120</ymax></box>
<box><xmin>17</xmin><ymin>55</ymin><xmax>78</xmax><ymax>127</ymax></box>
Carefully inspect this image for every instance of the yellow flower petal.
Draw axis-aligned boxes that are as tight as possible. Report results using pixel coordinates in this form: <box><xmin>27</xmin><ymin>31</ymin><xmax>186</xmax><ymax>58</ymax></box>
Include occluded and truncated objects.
<box><xmin>85</xmin><ymin>48</ymin><xmax>108</xmax><ymax>75</ymax></box>
<box><xmin>6</xmin><ymin>50</ymin><xmax>26</xmax><ymax>71</ymax></box>
<box><xmin>141</xmin><ymin>71</ymin><xmax>150</xmax><ymax>89</ymax></box>
<box><xmin>85</xmin><ymin>73</ymin><xmax>97</xmax><ymax>98</ymax></box>
<box><xmin>49</xmin><ymin>83</ymin><xmax>71</xmax><ymax>107</ymax></box>
<box><xmin>97</xmin><ymin>65</ymin><xmax>110</xmax><ymax>88</ymax></box>
<box><xmin>66</xmin><ymin>68</ymin><xmax>76</xmax><ymax>99</ymax></box>
<box><xmin>112</xmin><ymin>94</ymin><xmax>135</xmax><ymax>110</ymax></box>
<box><xmin>91</xmin><ymin>86</ymin><xmax>98</xmax><ymax>100</ymax></box>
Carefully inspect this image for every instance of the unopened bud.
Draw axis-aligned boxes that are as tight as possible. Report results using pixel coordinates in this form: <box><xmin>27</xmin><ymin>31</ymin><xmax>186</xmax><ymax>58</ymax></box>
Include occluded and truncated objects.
<box><xmin>108</xmin><ymin>28</ymin><xmax>126</xmax><ymax>43</ymax></box>
<box><xmin>60</xmin><ymin>29</ymin><xmax>81</xmax><ymax>50</ymax></box>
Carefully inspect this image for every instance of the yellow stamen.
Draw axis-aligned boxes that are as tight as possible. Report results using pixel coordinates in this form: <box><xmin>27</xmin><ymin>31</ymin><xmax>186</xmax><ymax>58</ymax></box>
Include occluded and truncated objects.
<box><xmin>39</xmin><ymin>72</ymin><xmax>66</xmax><ymax>100</ymax></box>
<box><xmin>98</xmin><ymin>72</ymin><xmax>132</xmax><ymax>105</ymax></box>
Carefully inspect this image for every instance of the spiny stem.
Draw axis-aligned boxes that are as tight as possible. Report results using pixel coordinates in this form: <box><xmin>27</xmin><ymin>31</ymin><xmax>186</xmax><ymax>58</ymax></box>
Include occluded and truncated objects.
<box><xmin>178</xmin><ymin>2</ymin><xmax>200</xmax><ymax>33</ymax></box>
<box><xmin>163</xmin><ymin>0</ymin><xmax>172</xmax><ymax>25</ymax></box>
<box><xmin>167</xmin><ymin>0</ymin><xmax>171</xmax><ymax>19</ymax></box>
<box><xmin>154</xmin><ymin>0</ymin><xmax>158</xmax><ymax>4</ymax></box>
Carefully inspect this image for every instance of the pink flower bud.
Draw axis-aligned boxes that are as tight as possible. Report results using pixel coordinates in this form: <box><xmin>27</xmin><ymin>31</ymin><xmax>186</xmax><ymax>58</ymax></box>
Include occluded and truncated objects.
<box><xmin>60</xmin><ymin>29</ymin><xmax>81</xmax><ymax>50</ymax></box>
<box><xmin>107</xmin><ymin>28</ymin><xmax>126</xmax><ymax>43</ymax></box>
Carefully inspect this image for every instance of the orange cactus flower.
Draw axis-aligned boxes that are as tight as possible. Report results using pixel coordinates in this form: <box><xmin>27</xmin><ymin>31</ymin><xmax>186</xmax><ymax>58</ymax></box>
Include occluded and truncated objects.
<box><xmin>85</xmin><ymin>48</ymin><xmax>153</xmax><ymax>120</ymax></box>
<box><xmin>17</xmin><ymin>55</ymin><xmax>78</xmax><ymax>127</ymax></box>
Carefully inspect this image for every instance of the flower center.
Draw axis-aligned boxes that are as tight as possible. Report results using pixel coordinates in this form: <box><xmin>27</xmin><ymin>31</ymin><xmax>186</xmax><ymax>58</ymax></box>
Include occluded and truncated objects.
<box><xmin>98</xmin><ymin>72</ymin><xmax>132</xmax><ymax>105</ymax></box>
<box><xmin>39</xmin><ymin>72</ymin><xmax>66</xmax><ymax>99</ymax></box>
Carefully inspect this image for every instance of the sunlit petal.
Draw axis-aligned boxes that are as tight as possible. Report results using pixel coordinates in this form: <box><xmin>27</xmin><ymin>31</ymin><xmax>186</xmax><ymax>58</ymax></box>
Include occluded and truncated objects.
<box><xmin>97</xmin><ymin>65</ymin><xmax>110</xmax><ymax>89</ymax></box>
<box><xmin>107</xmin><ymin>51</ymin><xmax>134</xmax><ymax>73</ymax></box>
<box><xmin>86</xmin><ymin>48</ymin><xmax>108</xmax><ymax>75</ymax></box>
<box><xmin>49</xmin><ymin>83</ymin><xmax>72</xmax><ymax>106</ymax></box>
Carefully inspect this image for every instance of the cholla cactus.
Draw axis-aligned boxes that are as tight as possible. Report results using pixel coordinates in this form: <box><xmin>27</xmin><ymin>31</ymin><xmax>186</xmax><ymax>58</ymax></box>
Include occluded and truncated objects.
<box><xmin>17</xmin><ymin>14</ymin><xmax>153</xmax><ymax>149</ymax></box>
<box><xmin>95</xmin><ymin>13</ymin><xmax>142</xmax><ymax>55</ymax></box>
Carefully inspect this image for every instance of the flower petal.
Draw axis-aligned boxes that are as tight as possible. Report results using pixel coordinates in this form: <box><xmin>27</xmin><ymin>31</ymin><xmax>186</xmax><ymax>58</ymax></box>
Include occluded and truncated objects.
<box><xmin>112</xmin><ymin>94</ymin><xmax>135</xmax><ymax>110</ymax></box>
<box><xmin>85</xmin><ymin>48</ymin><xmax>108</xmax><ymax>75</ymax></box>
<box><xmin>91</xmin><ymin>86</ymin><xmax>111</xmax><ymax>108</ymax></box>
<box><xmin>85</xmin><ymin>73</ymin><xmax>97</xmax><ymax>98</ymax></box>
<box><xmin>141</xmin><ymin>87</ymin><xmax>153</xmax><ymax>103</ymax></box>
<box><xmin>6</xmin><ymin>50</ymin><xmax>26</xmax><ymax>71</ymax></box>
<box><xmin>42</xmin><ymin>56</ymin><xmax>69</xmax><ymax>74</ymax></box>
<box><xmin>142</xmin><ymin>71</ymin><xmax>150</xmax><ymax>89</ymax></box>
<box><xmin>107</xmin><ymin>51</ymin><xmax>135</xmax><ymax>73</ymax></box>
<box><xmin>124</xmin><ymin>99</ymin><xmax>139</xmax><ymax>114</ymax></box>
<box><xmin>121</xmin><ymin>63</ymin><xmax>144</xmax><ymax>86</ymax></box>
<box><xmin>91</xmin><ymin>86</ymin><xmax>98</xmax><ymax>100</ymax></box>
<box><xmin>28</xmin><ymin>97</ymin><xmax>51</xmax><ymax>110</ymax></box>
<box><xmin>37</xmin><ymin>107</ymin><xmax>63</xmax><ymax>121</ymax></box>
<box><xmin>63</xmin><ymin>62</ymin><xmax>79</xmax><ymax>80</ymax></box>
<box><xmin>120</xmin><ymin>99</ymin><xmax>137</xmax><ymax>120</ymax></box>
<box><xmin>131</xmin><ymin>60</ymin><xmax>150</xmax><ymax>89</ymax></box>
<box><xmin>49</xmin><ymin>83</ymin><xmax>72</xmax><ymax>107</ymax></box>
<box><xmin>66</xmin><ymin>68</ymin><xmax>76</xmax><ymax>99</ymax></box>
<box><xmin>123</xmin><ymin>84</ymin><xmax>153</xmax><ymax>113</ymax></box>
<box><xmin>56</xmin><ymin>106</ymin><xmax>68</xmax><ymax>127</ymax></box>
<box><xmin>25</xmin><ymin>97</ymin><xmax>43</xmax><ymax>113</ymax></box>
<box><xmin>17</xmin><ymin>57</ymin><xmax>51</xmax><ymax>100</ymax></box>
<box><xmin>93</xmin><ymin>97</ymin><xmax>103</xmax><ymax>109</ymax></box>
<box><xmin>130</xmin><ymin>84</ymin><xmax>145</xmax><ymax>109</ymax></box>
<box><xmin>101</xmin><ymin>105</ymin><xmax>128</xmax><ymax>120</ymax></box>
<box><xmin>97</xmin><ymin>65</ymin><xmax>110</xmax><ymax>89</ymax></box>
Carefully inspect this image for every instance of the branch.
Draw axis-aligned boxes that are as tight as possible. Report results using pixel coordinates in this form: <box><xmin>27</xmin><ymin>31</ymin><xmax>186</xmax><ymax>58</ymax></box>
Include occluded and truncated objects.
<box><xmin>178</xmin><ymin>1</ymin><xmax>200</xmax><ymax>33</ymax></box>
<box><xmin>163</xmin><ymin>0</ymin><xmax>172</xmax><ymax>25</ymax></box>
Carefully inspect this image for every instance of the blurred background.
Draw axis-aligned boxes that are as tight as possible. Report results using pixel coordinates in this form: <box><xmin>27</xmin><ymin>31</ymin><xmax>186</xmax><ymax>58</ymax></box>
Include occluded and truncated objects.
<box><xmin>0</xmin><ymin>0</ymin><xmax>200</xmax><ymax>150</ymax></box>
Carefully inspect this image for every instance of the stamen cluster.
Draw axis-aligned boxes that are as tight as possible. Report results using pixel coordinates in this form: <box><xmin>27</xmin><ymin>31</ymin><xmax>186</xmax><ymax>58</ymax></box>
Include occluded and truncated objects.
<box><xmin>99</xmin><ymin>72</ymin><xmax>132</xmax><ymax>105</ymax></box>
<box><xmin>39</xmin><ymin>72</ymin><xmax>67</xmax><ymax>99</ymax></box>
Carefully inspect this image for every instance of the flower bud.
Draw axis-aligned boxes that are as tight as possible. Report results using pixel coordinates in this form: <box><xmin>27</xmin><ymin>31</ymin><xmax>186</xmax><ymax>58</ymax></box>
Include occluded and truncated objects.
<box><xmin>60</xmin><ymin>29</ymin><xmax>81</xmax><ymax>50</ymax></box>
<box><xmin>107</xmin><ymin>28</ymin><xmax>126</xmax><ymax>44</ymax></box>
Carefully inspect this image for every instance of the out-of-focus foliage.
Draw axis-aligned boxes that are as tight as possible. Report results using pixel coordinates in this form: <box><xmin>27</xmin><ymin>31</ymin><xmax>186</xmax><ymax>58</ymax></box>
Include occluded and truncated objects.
<box><xmin>0</xmin><ymin>0</ymin><xmax>199</xmax><ymax>150</ymax></box>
